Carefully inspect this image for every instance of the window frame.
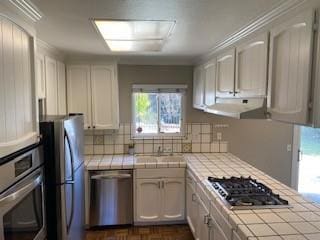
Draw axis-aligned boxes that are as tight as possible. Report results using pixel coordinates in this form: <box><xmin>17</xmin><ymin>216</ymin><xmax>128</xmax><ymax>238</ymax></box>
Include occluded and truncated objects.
<box><xmin>131</xmin><ymin>84</ymin><xmax>187</xmax><ymax>139</ymax></box>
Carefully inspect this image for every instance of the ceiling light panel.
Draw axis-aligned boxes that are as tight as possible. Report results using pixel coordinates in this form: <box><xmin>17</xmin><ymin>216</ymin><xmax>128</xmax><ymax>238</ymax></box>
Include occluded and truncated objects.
<box><xmin>93</xmin><ymin>20</ymin><xmax>175</xmax><ymax>52</ymax></box>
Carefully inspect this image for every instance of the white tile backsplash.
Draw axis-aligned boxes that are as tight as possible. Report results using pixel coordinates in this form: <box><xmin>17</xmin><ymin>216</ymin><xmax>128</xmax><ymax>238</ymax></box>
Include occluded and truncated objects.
<box><xmin>84</xmin><ymin>123</ymin><xmax>228</xmax><ymax>155</ymax></box>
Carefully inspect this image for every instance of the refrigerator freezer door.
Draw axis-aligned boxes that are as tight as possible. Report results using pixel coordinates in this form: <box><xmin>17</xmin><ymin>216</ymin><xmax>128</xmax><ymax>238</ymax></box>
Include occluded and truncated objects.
<box><xmin>61</xmin><ymin>163</ymin><xmax>85</xmax><ymax>240</ymax></box>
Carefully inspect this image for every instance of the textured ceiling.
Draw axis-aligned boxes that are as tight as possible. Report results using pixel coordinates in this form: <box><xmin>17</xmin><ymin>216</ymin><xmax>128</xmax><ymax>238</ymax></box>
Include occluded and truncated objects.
<box><xmin>33</xmin><ymin>0</ymin><xmax>281</xmax><ymax>63</ymax></box>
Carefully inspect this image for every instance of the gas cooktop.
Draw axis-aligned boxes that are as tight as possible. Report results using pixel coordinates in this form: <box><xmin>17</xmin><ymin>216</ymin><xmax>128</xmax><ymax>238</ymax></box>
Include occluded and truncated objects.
<box><xmin>207</xmin><ymin>176</ymin><xmax>291</xmax><ymax>210</ymax></box>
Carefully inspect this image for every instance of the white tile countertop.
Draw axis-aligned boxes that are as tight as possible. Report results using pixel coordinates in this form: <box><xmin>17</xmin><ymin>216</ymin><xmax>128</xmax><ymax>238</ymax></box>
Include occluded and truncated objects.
<box><xmin>85</xmin><ymin>153</ymin><xmax>320</xmax><ymax>239</ymax></box>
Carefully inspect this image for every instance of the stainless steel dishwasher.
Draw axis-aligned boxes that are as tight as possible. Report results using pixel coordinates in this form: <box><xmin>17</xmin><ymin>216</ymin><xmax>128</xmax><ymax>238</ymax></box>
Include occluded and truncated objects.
<box><xmin>89</xmin><ymin>170</ymin><xmax>133</xmax><ymax>226</ymax></box>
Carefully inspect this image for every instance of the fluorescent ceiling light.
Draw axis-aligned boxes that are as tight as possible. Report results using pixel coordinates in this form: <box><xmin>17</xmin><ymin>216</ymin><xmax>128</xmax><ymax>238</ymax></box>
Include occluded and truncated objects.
<box><xmin>9</xmin><ymin>0</ymin><xmax>42</xmax><ymax>22</ymax></box>
<box><xmin>92</xmin><ymin>20</ymin><xmax>175</xmax><ymax>52</ymax></box>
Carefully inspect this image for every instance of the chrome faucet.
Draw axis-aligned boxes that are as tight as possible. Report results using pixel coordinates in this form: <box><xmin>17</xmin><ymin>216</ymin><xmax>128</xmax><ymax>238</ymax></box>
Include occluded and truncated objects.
<box><xmin>157</xmin><ymin>146</ymin><xmax>163</xmax><ymax>156</ymax></box>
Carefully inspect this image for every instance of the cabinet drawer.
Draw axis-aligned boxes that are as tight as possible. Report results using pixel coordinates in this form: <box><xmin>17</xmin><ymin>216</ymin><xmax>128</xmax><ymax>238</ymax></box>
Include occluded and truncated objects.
<box><xmin>135</xmin><ymin>168</ymin><xmax>185</xmax><ymax>179</ymax></box>
<box><xmin>197</xmin><ymin>183</ymin><xmax>211</xmax><ymax>211</ymax></box>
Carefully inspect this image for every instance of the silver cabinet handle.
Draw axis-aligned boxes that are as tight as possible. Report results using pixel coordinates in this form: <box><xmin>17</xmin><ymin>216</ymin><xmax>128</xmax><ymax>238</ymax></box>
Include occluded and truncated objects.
<box><xmin>0</xmin><ymin>175</ymin><xmax>42</xmax><ymax>206</ymax></box>
<box><xmin>91</xmin><ymin>174</ymin><xmax>131</xmax><ymax>180</ymax></box>
<box><xmin>204</xmin><ymin>214</ymin><xmax>210</xmax><ymax>224</ymax></box>
<box><xmin>192</xmin><ymin>193</ymin><xmax>197</xmax><ymax>202</ymax></box>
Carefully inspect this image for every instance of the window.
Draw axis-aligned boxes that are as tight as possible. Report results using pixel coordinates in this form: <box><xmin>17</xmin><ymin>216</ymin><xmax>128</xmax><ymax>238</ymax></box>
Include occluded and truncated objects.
<box><xmin>132</xmin><ymin>85</ymin><xmax>187</xmax><ymax>137</ymax></box>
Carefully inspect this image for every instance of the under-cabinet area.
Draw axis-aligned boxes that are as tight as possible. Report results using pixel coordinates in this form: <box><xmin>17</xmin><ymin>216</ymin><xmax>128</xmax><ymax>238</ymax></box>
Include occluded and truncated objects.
<box><xmin>3</xmin><ymin>1</ymin><xmax>320</xmax><ymax>240</ymax></box>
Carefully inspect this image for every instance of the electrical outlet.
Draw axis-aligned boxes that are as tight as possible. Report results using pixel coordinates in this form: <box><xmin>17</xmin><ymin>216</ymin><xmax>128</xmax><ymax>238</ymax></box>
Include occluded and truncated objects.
<box><xmin>287</xmin><ymin>144</ymin><xmax>292</xmax><ymax>152</ymax></box>
<box><xmin>217</xmin><ymin>132</ymin><xmax>222</xmax><ymax>141</ymax></box>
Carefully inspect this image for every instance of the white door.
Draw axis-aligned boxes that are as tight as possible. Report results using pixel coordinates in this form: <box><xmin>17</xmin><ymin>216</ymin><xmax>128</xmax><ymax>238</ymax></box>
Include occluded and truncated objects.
<box><xmin>204</xmin><ymin>59</ymin><xmax>216</xmax><ymax>107</ymax></box>
<box><xmin>197</xmin><ymin>198</ymin><xmax>210</xmax><ymax>240</ymax></box>
<box><xmin>186</xmin><ymin>180</ymin><xmax>197</xmax><ymax>236</ymax></box>
<box><xmin>216</xmin><ymin>48</ymin><xmax>235</xmax><ymax>98</ymax></box>
<box><xmin>235</xmin><ymin>33</ymin><xmax>268</xmax><ymax>97</ymax></box>
<box><xmin>136</xmin><ymin>179</ymin><xmax>162</xmax><ymax>222</ymax></box>
<box><xmin>162</xmin><ymin>178</ymin><xmax>185</xmax><ymax>221</ymax></box>
<box><xmin>45</xmin><ymin>56</ymin><xmax>58</xmax><ymax>115</ymax></box>
<box><xmin>57</xmin><ymin>61</ymin><xmax>66</xmax><ymax>115</ymax></box>
<box><xmin>268</xmin><ymin>10</ymin><xmax>314</xmax><ymax>124</ymax></box>
<box><xmin>35</xmin><ymin>54</ymin><xmax>46</xmax><ymax>99</ymax></box>
<box><xmin>193</xmin><ymin>65</ymin><xmax>205</xmax><ymax>109</ymax></box>
<box><xmin>91</xmin><ymin>65</ymin><xmax>119</xmax><ymax>129</ymax></box>
<box><xmin>67</xmin><ymin>65</ymin><xmax>92</xmax><ymax>129</ymax></box>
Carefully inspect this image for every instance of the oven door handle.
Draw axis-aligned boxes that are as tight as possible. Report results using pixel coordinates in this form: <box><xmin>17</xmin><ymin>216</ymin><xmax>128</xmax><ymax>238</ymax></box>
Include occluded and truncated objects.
<box><xmin>0</xmin><ymin>175</ymin><xmax>42</xmax><ymax>207</ymax></box>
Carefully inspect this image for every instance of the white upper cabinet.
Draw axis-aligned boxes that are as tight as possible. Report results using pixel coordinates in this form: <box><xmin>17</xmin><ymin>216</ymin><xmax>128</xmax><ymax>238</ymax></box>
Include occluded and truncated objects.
<box><xmin>0</xmin><ymin>17</ymin><xmax>37</xmax><ymax>158</ymax></box>
<box><xmin>91</xmin><ymin>65</ymin><xmax>119</xmax><ymax>129</ymax></box>
<box><xmin>268</xmin><ymin>10</ymin><xmax>315</xmax><ymax>124</ymax></box>
<box><xmin>57</xmin><ymin>61</ymin><xmax>66</xmax><ymax>115</ymax></box>
<box><xmin>193</xmin><ymin>65</ymin><xmax>205</xmax><ymax>109</ymax></box>
<box><xmin>216</xmin><ymin>48</ymin><xmax>235</xmax><ymax>98</ymax></box>
<box><xmin>67</xmin><ymin>65</ymin><xmax>92</xmax><ymax>129</ymax></box>
<box><xmin>235</xmin><ymin>33</ymin><xmax>269</xmax><ymax>97</ymax></box>
<box><xmin>204</xmin><ymin>59</ymin><xmax>217</xmax><ymax>106</ymax></box>
<box><xmin>67</xmin><ymin>64</ymin><xmax>119</xmax><ymax>130</ymax></box>
<box><xmin>45</xmin><ymin>56</ymin><xmax>58</xmax><ymax>115</ymax></box>
<box><xmin>162</xmin><ymin>178</ymin><xmax>185</xmax><ymax>221</ymax></box>
<box><xmin>35</xmin><ymin>54</ymin><xmax>46</xmax><ymax>99</ymax></box>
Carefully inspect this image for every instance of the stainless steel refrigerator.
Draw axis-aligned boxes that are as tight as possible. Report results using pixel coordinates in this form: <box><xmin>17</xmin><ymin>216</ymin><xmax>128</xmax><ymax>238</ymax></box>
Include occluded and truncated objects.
<box><xmin>40</xmin><ymin>114</ymin><xmax>85</xmax><ymax>240</ymax></box>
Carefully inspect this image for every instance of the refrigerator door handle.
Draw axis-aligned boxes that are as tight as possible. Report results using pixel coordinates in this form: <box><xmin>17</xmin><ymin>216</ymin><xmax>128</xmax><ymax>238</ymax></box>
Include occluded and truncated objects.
<box><xmin>64</xmin><ymin>129</ymin><xmax>75</xmax><ymax>235</ymax></box>
<box><xmin>64</xmin><ymin>130</ymin><xmax>75</xmax><ymax>183</ymax></box>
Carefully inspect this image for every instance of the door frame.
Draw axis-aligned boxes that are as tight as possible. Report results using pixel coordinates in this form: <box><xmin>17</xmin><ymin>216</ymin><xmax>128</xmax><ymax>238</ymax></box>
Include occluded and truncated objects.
<box><xmin>291</xmin><ymin>125</ymin><xmax>301</xmax><ymax>190</ymax></box>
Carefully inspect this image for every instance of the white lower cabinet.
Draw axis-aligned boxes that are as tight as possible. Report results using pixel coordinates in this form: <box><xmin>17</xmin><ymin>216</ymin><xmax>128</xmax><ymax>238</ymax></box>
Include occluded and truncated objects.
<box><xmin>186</xmin><ymin>173</ymin><xmax>199</xmax><ymax>238</ymax></box>
<box><xmin>197</xmin><ymin>197</ymin><xmax>210</xmax><ymax>240</ymax></box>
<box><xmin>136</xmin><ymin>179</ymin><xmax>162</xmax><ymax>222</ymax></box>
<box><xmin>209</xmin><ymin>219</ymin><xmax>228</xmax><ymax>240</ymax></box>
<box><xmin>134</xmin><ymin>169</ymin><xmax>185</xmax><ymax>223</ymax></box>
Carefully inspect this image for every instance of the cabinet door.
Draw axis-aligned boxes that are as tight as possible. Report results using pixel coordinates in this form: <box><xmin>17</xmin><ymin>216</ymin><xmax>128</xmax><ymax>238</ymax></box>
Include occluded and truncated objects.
<box><xmin>67</xmin><ymin>65</ymin><xmax>92</xmax><ymax>129</ymax></box>
<box><xmin>186</xmin><ymin>180</ymin><xmax>197</xmax><ymax>237</ymax></box>
<box><xmin>235</xmin><ymin>33</ymin><xmax>268</xmax><ymax>97</ymax></box>
<box><xmin>216</xmin><ymin>48</ymin><xmax>235</xmax><ymax>98</ymax></box>
<box><xmin>0</xmin><ymin>18</ymin><xmax>37</xmax><ymax>158</ymax></box>
<box><xmin>57</xmin><ymin>61</ymin><xmax>66</xmax><ymax>115</ymax></box>
<box><xmin>193</xmin><ymin>65</ymin><xmax>205</xmax><ymax>109</ymax></box>
<box><xmin>91</xmin><ymin>65</ymin><xmax>119</xmax><ymax>129</ymax></box>
<box><xmin>45</xmin><ymin>56</ymin><xmax>58</xmax><ymax>115</ymax></box>
<box><xmin>204</xmin><ymin>60</ymin><xmax>216</xmax><ymax>106</ymax></box>
<box><xmin>210</xmin><ymin>219</ymin><xmax>228</xmax><ymax>240</ymax></box>
<box><xmin>136</xmin><ymin>179</ymin><xmax>162</xmax><ymax>222</ymax></box>
<box><xmin>268</xmin><ymin>10</ymin><xmax>314</xmax><ymax>124</ymax></box>
<box><xmin>162</xmin><ymin>178</ymin><xmax>185</xmax><ymax>221</ymax></box>
<box><xmin>35</xmin><ymin>54</ymin><xmax>46</xmax><ymax>99</ymax></box>
<box><xmin>197</xmin><ymin>198</ymin><xmax>210</xmax><ymax>240</ymax></box>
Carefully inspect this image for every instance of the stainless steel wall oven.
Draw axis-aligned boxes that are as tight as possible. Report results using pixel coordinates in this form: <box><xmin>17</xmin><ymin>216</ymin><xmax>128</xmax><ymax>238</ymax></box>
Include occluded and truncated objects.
<box><xmin>0</xmin><ymin>145</ymin><xmax>45</xmax><ymax>240</ymax></box>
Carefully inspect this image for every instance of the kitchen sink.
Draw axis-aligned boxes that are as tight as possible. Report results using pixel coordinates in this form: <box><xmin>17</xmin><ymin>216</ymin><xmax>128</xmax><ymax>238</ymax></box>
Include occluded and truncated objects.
<box><xmin>135</xmin><ymin>154</ymin><xmax>185</xmax><ymax>164</ymax></box>
<box><xmin>135</xmin><ymin>156</ymin><xmax>157</xmax><ymax>163</ymax></box>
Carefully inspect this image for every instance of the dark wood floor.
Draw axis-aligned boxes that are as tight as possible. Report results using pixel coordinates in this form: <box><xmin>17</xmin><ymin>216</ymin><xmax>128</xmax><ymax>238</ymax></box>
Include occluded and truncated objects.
<box><xmin>85</xmin><ymin>224</ymin><xmax>194</xmax><ymax>240</ymax></box>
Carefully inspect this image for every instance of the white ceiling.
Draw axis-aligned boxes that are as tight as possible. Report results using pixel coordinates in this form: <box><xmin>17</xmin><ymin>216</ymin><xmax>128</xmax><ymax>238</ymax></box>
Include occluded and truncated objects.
<box><xmin>32</xmin><ymin>0</ymin><xmax>281</xmax><ymax>63</ymax></box>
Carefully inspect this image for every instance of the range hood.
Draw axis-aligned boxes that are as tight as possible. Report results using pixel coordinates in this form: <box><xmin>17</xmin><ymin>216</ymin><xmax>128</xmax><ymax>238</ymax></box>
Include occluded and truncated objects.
<box><xmin>204</xmin><ymin>98</ymin><xmax>267</xmax><ymax>119</ymax></box>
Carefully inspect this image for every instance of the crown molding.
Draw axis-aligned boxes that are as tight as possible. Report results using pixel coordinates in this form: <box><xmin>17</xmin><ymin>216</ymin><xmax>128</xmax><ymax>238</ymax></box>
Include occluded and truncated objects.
<box><xmin>36</xmin><ymin>39</ymin><xmax>65</xmax><ymax>61</ymax></box>
<box><xmin>197</xmin><ymin>0</ymin><xmax>308</xmax><ymax>64</ymax></box>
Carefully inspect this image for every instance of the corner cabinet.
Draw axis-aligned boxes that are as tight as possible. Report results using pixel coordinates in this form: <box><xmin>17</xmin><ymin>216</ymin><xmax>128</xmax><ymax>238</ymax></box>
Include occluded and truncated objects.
<box><xmin>45</xmin><ymin>56</ymin><xmax>58</xmax><ymax>115</ymax></box>
<box><xmin>267</xmin><ymin>10</ymin><xmax>315</xmax><ymax>124</ymax></box>
<box><xmin>193</xmin><ymin>65</ymin><xmax>205</xmax><ymax>109</ymax></box>
<box><xmin>235</xmin><ymin>33</ymin><xmax>268</xmax><ymax>97</ymax></box>
<box><xmin>0</xmin><ymin>17</ymin><xmax>38</xmax><ymax>158</ymax></box>
<box><xmin>204</xmin><ymin>59</ymin><xmax>217</xmax><ymax>107</ymax></box>
<box><xmin>67</xmin><ymin>64</ymin><xmax>119</xmax><ymax>130</ymax></box>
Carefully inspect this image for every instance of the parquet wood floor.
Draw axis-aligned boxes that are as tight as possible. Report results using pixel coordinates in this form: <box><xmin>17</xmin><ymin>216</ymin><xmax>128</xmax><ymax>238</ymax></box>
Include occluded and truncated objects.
<box><xmin>85</xmin><ymin>224</ymin><xmax>194</xmax><ymax>240</ymax></box>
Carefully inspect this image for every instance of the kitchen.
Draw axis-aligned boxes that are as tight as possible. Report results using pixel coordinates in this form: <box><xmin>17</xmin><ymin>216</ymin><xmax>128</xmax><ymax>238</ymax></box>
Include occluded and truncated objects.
<box><xmin>1</xmin><ymin>0</ymin><xmax>320</xmax><ymax>240</ymax></box>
